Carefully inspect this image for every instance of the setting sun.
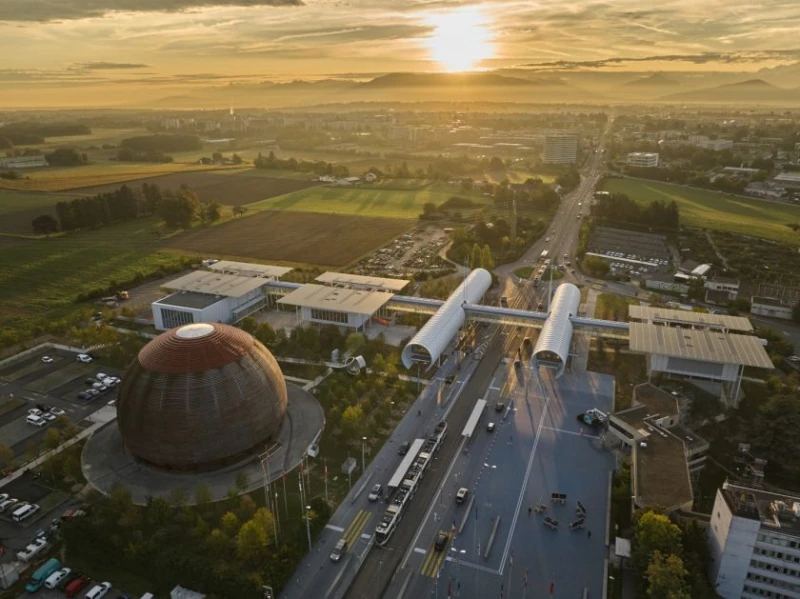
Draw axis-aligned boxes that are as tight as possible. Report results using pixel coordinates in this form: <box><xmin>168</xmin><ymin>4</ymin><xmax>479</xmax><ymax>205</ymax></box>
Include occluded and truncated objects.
<box><xmin>427</xmin><ymin>7</ymin><xmax>495</xmax><ymax>72</ymax></box>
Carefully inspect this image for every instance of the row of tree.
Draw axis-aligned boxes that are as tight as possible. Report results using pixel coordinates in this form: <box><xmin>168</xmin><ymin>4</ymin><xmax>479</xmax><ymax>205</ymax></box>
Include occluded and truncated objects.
<box><xmin>0</xmin><ymin>121</ymin><xmax>90</xmax><ymax>145</ymax></box>
<box><xmin>120</xmin><ymin>134</ymin><xmax>202</xmax><ymax>152</ymax></box>
<box><xmin>593</xmin><ymin>191</ymin><xmax>680</xmax><ymax>234</ymax></box>
<box><xmin>254</xmin><ymin>151</ymin><xmax>350</xmax><ymax>178</ymax></box>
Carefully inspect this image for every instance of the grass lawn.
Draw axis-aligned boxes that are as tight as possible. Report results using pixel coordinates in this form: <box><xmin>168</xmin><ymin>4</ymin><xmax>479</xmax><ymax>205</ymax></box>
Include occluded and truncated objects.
<box><xmin>246</xmin><ymin>183</ymin><xmax>490</xmax><ymax>219</ymax></box>
<box><xmin>601</xmin><ymin>178</ymin><xmax>800</xmax><ymax>243</ymax></box>
<box><xmin>0</xmin><ymin>162</ymin><xmax>249</xmax><ymax>192</ymax></box>
<box><xmin>0</xmin><ymin>189</ymin><xmax>82</xmax><ymax>216</ymax></box>
<box><xmin>0</xmin><ymin>217</ymin><xmax>189</xmax><ymax>329</ymax></box>
<box><xmin>514</xmin><ymin>266</ymin><xmax>534</xmax><ymax>278</ymax></box>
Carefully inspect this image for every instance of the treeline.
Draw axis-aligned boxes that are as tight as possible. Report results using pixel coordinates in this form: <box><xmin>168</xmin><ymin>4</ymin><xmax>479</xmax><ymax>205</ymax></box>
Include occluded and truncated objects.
<box><xmin>54</xmin><ymin>183</ymin><xmax>161</xmax><ymax>231</ymax></box>
<box><xmin>593</xmin><ymin>192</ymin><xmax>679</xmax><ymax>234</ymax></box>
<box><xmin>120</xmin><ymin>134</ymin><xmax>202</xmax><ymax>152</ymax></box>
<box><xmin>254</xmin><ymin>151</ymin><xmax>350</xmax><ymax>177</ymax></box>
<box><xmin>45</xmin><ymin>147</ymin><xmax>87</xmax><ymax>166</ymax></box>
<box><xmin>0</xmin><ymin>122</ymin><xmax>91</xmax><ymax>145</ymax></box>
<box><xmin>116</xmin><ymin>147</ymin><xmax>174</xmax><ymax>163</ymax></box>
<box><xmin>419</xmin><ymin>196</ymin><xmax>477</xmax><ymax>219</ymax></box>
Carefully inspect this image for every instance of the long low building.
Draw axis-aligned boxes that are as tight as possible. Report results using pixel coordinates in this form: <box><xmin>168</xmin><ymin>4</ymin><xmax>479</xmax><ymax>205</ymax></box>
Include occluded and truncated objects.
<box><xmin>278</xmin><ymin>284</ymin><xmax>395</xmax><ymax>330</ymax></box>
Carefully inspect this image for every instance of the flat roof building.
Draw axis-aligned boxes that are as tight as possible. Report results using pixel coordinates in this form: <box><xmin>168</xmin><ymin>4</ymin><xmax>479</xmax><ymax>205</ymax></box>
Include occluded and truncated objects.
<box><xmin>315</xmin><ymin>272</ymin><xmax>409</xmax><ymax>293</ymax></box>
<box><xmin>709</xmin><ymin>480</ymin><xmax>800</xmax><ymax>599</ymax></box>
<box><xmin>626</xmin><ymin>152</ymin><xmax>660</xmax><ymax>168</ymax></box>
<box><xmin>207</xmin><ymin>260</ymin><xmax>292</xmax><ymax>280</ymax></box>
<box><xmin>543</xmin><ymin>133</ymin><xmax>578</xmax><ymax>164</ymax></box>
<box><xmin>278</xmin><ymin>284</ymin><xmax>395</xmax><ymax>330</ymax></box>
<box><xmin>751</xmin><ymin>296</ymin><xmax>794</xmax><ymax>321</ymax></box>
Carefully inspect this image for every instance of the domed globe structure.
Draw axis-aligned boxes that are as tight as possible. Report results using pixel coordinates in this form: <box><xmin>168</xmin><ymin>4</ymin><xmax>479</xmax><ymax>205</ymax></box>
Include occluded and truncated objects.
<box><xmin>117</xmin><ymin>323</ymin><xmax>287</xmax><ymax>472</ymax></box>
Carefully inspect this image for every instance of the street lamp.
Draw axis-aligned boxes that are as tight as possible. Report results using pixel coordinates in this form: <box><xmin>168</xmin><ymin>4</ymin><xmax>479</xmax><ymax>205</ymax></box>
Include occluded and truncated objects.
<box><xmin>304</xmin><ymin>504</ymin><xmax>312</xmax><ymax>552</ymax></box>
<box><xmin>361</xmin><ymin>437</ymin><xmax>367</xmax><ymax>473</ymax></box>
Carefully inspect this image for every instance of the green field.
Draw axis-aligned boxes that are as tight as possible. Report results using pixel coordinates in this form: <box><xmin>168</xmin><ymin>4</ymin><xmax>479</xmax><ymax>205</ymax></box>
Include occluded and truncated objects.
<box><xmin>601</xmin><ymin>178</ymin><xmax>800</xmax><ymax>243</ymax></box>
<box><xmin>0</xmin><ymin>217</ymin><xmax>189</xmax><ymax>328</ymax></box>
<box><xmin>246</xmin><ymin>182</ymin><xmax>490</xmax><ymax>219</ymax></box>
<box><xmin>0</xmin><ymin>189</ymin><xmax>82</xmax><ymax>216</ymax></box>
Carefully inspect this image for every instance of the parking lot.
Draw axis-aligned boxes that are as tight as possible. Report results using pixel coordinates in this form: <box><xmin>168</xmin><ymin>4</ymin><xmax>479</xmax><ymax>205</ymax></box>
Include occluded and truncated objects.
<box><xmin>352</xmin><ymin>225</ymin><xmax>453</xmax><ymax>277</ymax></box>
<box><xmin>588</xmin><ymin>225</ymin><xmax>672</xmax><ymax>277</ymax></box>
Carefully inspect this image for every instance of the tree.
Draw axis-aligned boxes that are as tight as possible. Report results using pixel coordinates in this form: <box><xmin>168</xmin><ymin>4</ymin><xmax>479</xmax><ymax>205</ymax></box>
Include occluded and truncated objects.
<box><xmin>221</xmin><ymin>511</ymin><xmax>241</xmax><ymax>537</ymax></box>
<box><xmin>480</xmin><ymin>244</ymin><xmax>494</xmax><ymax>270</ymax></box>
<box><xmin>236</xmin><ymin>519</ymin><xmax>268</xmax><ymax>564</ymax></box>
<box><xmin>583</xmin><ymin>255</ymin><xmax>611</xmax><ymax>277</ymax></box>
<box><xmin>205</xmin><ymin>528</ymin><xmax>230</xmax><ymax>556</ymax></box>
<box><xmin>750</xmin><ymin>394</ymin><xmax>800</xmax><ymax>484</ymax></box>
<box><xmin>32</xmin><ymin>214</ymin><xmax>59</xmax><ymax>236</ymax></box>
<box><xmin>633</xmin><ymin>511</ymin><xmax>683</xmax><ymax>571</ymax></box>
<box><xmin>687</xmin><ymin>277</ymin><xmax>705</xmax><ymax>302</ymax></box>
<box><xmin>0</xmin><ymin>443</ymin><xmax>13</xmax><ymax>468</ymax></box>
<box><xmin>195</xmin><ymin>482</ymin><xmax>213</xmax><ymax>506</ymax></box>
<box><xmin>43</xmin><ymin>428</ymin><xmax>62</xmax><ymax>451</ymax></box>
<box><xmin>158</xmin><ymin>186</ymin><xmax>198</xmax><ymax>228</ymax></box>
<box><xmin>62</xmin><ymin>453</ymin><xmax>82</xmax><ymax>481</ymax></box>
<box><xmin>168</xmin><ymin>486</ymin><xmax>189</xmax><ymax>507</ymax></box>
<box><xmin>235</xmin><ymin>471</ymin><xmax>251</xmax><ymax>493</ymax></box>
<box><xmin>644</xmin><ymin>551</ymin><xmax>691</xmax><ymax>599</ymax></box>
<box><xmin>341</xmin><ymin>404</ymin><xmax>365</xmax><ymax>438</ymax></box>
<box><xmin>470</xmin><ymin>243</ymin><xmax>481</xmax><ymax>269</ymax></box>
<box><xmin>239</xmin><ymin>494</ymin><xmax>257</xmax><ymax>519</ymax></box>
<box><xmin>345</xmin><ymin>332</ymin><xmax>366</xmax><ymax>356</ymax></box>
<box><xmin>252</xmin><ymin>507</ymin><xmax>276</xmax><ymax>545</ymax></box>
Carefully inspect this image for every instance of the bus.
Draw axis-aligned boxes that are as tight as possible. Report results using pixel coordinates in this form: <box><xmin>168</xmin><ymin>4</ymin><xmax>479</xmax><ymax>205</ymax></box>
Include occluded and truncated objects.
<box><xmin>25</xmin><ymin>558</ymin><xmax>61</xmax><ymax>592</ymax></box>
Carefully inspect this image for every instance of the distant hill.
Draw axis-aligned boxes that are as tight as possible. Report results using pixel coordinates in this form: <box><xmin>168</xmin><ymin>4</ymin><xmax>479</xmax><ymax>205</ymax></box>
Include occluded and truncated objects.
<box><xmin>659</xmin><ymin>79</ymin><xmax>799</xmax><ymax>104</ymax></box>
<box><xmin>360</xmin><ymin>72</ymin><xmax>567</xmax><ymax>88</ymax></box>
<box><xmin>622</xmin><ymin>73</ymin><xmax>679</xmax><ymax>87</ymax></box>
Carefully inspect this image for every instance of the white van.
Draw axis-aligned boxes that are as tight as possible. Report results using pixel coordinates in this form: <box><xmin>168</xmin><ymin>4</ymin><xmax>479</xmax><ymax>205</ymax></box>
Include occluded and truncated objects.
<box><xmin>140</xmin><ymin>594</ymin><xmax>155</xmax><ymax>599</ymax></box>
<box><xmin>26</xmin><ymin>414</ymin><xmax>46</xmax><ymax>427</ymax></box>
<box><xmin>12</xmin><ymin>503</ymin><xmax>40</xmax><ymax>522</ymax></box>
<box><xmin>85</xmin><ymin>582</ymin><xmax>112</xmax><ymax>599</ymax></box>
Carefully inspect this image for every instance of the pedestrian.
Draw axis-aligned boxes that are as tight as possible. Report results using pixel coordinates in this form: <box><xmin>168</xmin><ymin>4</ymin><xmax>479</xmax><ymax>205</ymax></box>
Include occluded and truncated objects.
<box><xmin>417</xmin><ymin>409</ymin><xmax>421</xmax><ymax>416</ymax></box>
<box><xmin>587</xmin><ymin>530</ymin><xmax>592</xmax><ymax>539</ymax></box>
<box><xmin>528</xmin><ymin>507</ymin><xmax>532</xmax><ymax>517</ymax></box>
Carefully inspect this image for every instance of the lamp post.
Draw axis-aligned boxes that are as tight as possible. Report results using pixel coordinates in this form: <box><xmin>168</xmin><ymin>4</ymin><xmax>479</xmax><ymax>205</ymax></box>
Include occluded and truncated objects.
<box><xmin>304</xmin><ymin>504</ymin><xmax>312</xmax><ymax>552</ymax></box>
<box><xmin>361</xmin><ymin>437</ymin><xmax>367</xmax><ymax>473</ymax></box>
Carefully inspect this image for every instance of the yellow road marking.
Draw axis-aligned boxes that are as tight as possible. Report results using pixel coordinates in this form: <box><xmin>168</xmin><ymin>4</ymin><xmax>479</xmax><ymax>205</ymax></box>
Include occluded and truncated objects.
<box><xmin>420</xmin><ymin>535</ymin><xmax>449</xmax><ymax>578</ymax></box>
<box><xmin>342</xmin><ymin>510</ymin><xmax>371</xmax><ymax>546</ymax></box>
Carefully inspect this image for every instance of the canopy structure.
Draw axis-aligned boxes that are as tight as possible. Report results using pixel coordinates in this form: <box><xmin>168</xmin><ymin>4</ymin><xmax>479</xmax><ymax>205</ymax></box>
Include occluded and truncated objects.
<box><xmin>401</xmin><ymin>269</ymin><xmax>492</xmax><ymax>368</ymax></box>
<box><xmin>532</xmin><ymin>283</ymin><xmax>581</xmax><ymax>377</ymax></box>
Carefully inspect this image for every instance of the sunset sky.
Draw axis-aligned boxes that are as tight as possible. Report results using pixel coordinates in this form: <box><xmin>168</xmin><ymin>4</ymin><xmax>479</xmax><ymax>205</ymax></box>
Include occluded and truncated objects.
<box><xmin>1</xmin><ymin>0</ymin><xmax>800</xmax><ymax>103</ymax></box>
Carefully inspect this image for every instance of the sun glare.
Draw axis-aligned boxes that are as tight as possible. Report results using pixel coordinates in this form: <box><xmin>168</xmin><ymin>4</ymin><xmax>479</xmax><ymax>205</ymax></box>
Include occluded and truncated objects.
<box><xmin>427</xmin><ymin>7</ymin><xmax>494</xmax><ymax>72</ymax></box>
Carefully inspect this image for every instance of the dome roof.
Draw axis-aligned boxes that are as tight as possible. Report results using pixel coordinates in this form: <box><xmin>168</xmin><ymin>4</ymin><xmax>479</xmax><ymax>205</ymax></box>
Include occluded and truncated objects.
<box><xmin>117</xmin><ymin>323</ymin><xmax>287</xmax><ymax>472</ymax></box>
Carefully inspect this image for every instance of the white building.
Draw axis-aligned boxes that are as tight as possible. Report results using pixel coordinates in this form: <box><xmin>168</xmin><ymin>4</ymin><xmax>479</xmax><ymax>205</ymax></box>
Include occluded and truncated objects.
<box><xmin>0</xmin><ymin>155</ymin><xmax>47</xmax><ymax>169</ymax></box>
<box><xmin>705</xmin><ymin>277</ymin><xmax>740</xmax><ymax>304</ymax></box>
<box><xmin>751</xmin><ymin>296</ymin><xmax>794</xmax><ymax>320</ymax></box>
<box><xmin>709</xmin><ymin>480</ymin><xmax>800</xmax><ymax>599</ymax></box>
<box><xmin>643</xmin><ymin>273</ymin><xmax>688</xmax><ymax>296</ymax></box>
<box><xmin>543</xmin><ymin>134</ymin><xmax>578</xmax><ymax>164</ymax></box>
<box><xmin>152</xmin><ymin>264</ymin><xmax>292</xmax><ymax>330</ymax></box>
<box><xmin>627</xmin><ymin>152</ymin><xmax>660</xmax><ymax>168</ymax></box>
<box><xmin>698</xmin><ymin>139</ymin><xmax>734</xmax><ymax>151</ymax></box>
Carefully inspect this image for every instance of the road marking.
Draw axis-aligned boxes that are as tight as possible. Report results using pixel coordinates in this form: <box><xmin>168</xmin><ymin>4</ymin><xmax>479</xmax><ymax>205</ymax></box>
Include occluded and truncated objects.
<box><xmin>414</xmin><ymin>547</ymin><xmax>427</xmax><ymax>555</ymax></box>
<box><xmin>542</xmin><ymin>426</ymin><xmax>599</xmax><ymax>440</ymax></box>
<box><xmin>360</xmin><ymin>533</ymin><xmax>371</xmax><ymax>540</ymax></box>
<box><xmin>325</xmin><ymin>524</ymin><xmax>345</xmax><ymax>533</ymax></box>
<box><xmin>444</xmin><ymin>556</ymin><xmax>498</xmax><ymax>575</ymax></box>
<box><xmin>420</xmin><ymin>538</ymin><xmax>449</xmax><ymax>578</ymax></box>
<box><xmin>341</xmin><ymin>509</ymin><xmax>372</xmax><ymax>546</ymax></box>
<box><xmin>499</xmin><ymin>375</ymin><xmax>553</xmax><ymax>575</ymax></box>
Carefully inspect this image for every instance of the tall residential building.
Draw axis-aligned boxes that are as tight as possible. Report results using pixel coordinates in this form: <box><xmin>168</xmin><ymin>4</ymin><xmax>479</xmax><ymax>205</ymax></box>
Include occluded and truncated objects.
<box><xmin>543</xmin><ymin>133</ymin><xmax>578</xmax><ymax>164</ymax></box>
<box><xmin>709</xmin><ymin>480</ymin><xmax>800</xmax><ymax>599</ymax></box>
<box><xmin>627</xmin><ymin>152</ymin><xmax>660</xmax><ymax>168</ymax></box>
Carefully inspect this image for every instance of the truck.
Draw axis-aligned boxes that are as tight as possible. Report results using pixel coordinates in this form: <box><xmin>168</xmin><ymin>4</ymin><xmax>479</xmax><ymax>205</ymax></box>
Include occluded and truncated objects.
<box><xmin>540</xmin><ymin>250</ymin><xmax>549</xmax><ymax>260</ymax></box>
<box><xmin>25</xmin><ymin>557</ymin><xmax>61</xmax><ymax>592</ymax></box>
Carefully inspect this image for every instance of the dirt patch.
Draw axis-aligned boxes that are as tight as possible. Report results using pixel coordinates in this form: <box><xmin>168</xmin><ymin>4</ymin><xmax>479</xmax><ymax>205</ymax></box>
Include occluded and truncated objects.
<box><xmin>71</xmin><ymin>171</ymin><xmax>321</xmax><ymax>206</ymax></box>
<box><xmin>167</xmin><ymin>211</ymin><xmax>413</xmax><ymax>267</ymax></box>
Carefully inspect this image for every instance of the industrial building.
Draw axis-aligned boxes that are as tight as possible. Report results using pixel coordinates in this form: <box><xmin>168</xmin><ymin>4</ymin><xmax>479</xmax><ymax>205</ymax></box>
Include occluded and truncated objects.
<box><xmin>709</xmin><ymin>480</ymin><xmax>800</xmax><ymax>599</ymax></box>
<box><xmin>0</xmin><ymin>155</ymin><xmax>47</xmax><ymax>169</ymax></box>
<box><xmin>628</xmin><ymin>306</ymin><xmax>773</xmax><ymax>406</ymax></box>
<box><xmin>543</xmin><ymin>133</ymin><xmax>578</xmax><ymax>164</ymax></box>
<box><xmin>751</xmin><ymin>296</ymin><xmax>794</xmax><ymax>320</ymax></box>
<box><xmin>152</xmin><ymin>265</ymin><xmax>292</xmax><ymax>331</ymax></box>
<box><xmin>626</xmin><ymin>152</ymin><xmax>660</xmax><ymax>168</ymax></box>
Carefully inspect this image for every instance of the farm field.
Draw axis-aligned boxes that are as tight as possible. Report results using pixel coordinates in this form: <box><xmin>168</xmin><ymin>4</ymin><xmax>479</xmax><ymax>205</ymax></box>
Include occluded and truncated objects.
<box><xmin>0</xmin><ymin>162</ymin><xmax>249</xmax><ymax>192</ymax></box>
<box><xmin>601</xmin><ymin>178</ymin><xmax>800</xmax><ymax>243</ymax></box>
<box><xmin>73</xmin><ymin>169</ymin><xmax>321</xmax><ymax>206</ymax></box>
<box><xmin>247</xmin><ymin>181</ymin><xmax>491</xmax><ymax>219</ymax></box>
<box><xmin>0</xmin><ymin>217</ymin><xmax>189</xmax><ymax>329</ymax></box>
<box><xmin>167</xmin><ymin>210</ymin><xmax>412</xmax><ymax>266</ymax></box>
<box><xmin>0</xmin><ymin>189</ymin><xmax>83</xmax><ymax>235</ymax></box>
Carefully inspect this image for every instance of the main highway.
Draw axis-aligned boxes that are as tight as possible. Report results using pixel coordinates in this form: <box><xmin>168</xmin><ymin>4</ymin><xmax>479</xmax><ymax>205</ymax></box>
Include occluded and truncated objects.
<box><xmin>281</xmin><ymin>121</ymin><xmax>612</xmax><ymax>599</ymax></box>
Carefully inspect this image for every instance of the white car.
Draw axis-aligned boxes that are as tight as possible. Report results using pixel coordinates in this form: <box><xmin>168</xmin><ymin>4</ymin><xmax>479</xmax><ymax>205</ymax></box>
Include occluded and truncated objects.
<box><xmin>85</xmin><ymin>581</ymin><xmax>112</xmax><ymax>599</ymax></box>
<box><xmin>42</xmin><ymin>412</ymin><xmax>56</xmax><ymax>422</ymax></box>
<box><xmin>28</xmin><ymin>408</ymin><xmax>43</xmax><ymax>417</ymax></box>
<box><xmin>26</xmin><ymin>415</ymin><xmax>47</xmax><ymax>427</ymax></box>
<box><xmin>0</xmin><ymin>498</ymin><xmax>19</xmax><ymax>512</ymax></box>
<box><xmin>107</xmin><ymin>400</ymin><xmax>116</xmax><ymax>408</ymax></box>
<box><xmin>96</xmin><ymin>373</ymin><xmax>109</xmax><ymax>380</ymax></box>
<box><xmin>788</xmin><ymin>355</ymin><xmax>800</xmax><ymax>363</ymax></box>
<box><xmin>76</xmin><ymin>354</ymin><xmax>93</xmax><ymax>363</ymax></box>
<box><xmin>49</xmin><ymin>407</ymin><xmax>65</xmax><ymax>416</ymax></box>
<box><xmin>41</xmin><ymin>356</ymin><xmax>54</xmax><ymax>364</ymax></box>
<box><xmin>0</xmin><ymin>493</ymin><xmax>7</xmax><ymax>503</ymax></box>
<box><xmin>44</xmin><ymin>567</ymin><xmax>71</xmax><ymax>590</ymax></box>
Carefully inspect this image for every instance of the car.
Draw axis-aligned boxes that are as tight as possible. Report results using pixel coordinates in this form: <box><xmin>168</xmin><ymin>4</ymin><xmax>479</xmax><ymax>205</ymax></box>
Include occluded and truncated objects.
<box><xmin>330</xmin><ymin>538</ymin><xmax>348</xmax><ymax>562</ymax></box>
<box><xmin>42</xmin><ymin>412</ymin><xmax>56</xmax><ymax>422</ymax></box>
<box><xmin>58</xmin><ymin>571</ymin><xmax>81</xmax><ymax>591</ymax></box>
<box><xmin>0</xmin><ymin>493</ymin><xmax>7</xmax><ymax>502</ymax></box>
<box><xmin>577</xmin><ymin>408</ymin><xmax>607</xmax><ymax>429</ymax></box>
<box><xmin>92</xmin><ymin>382</ymin><xmax>106</xmax><ymax>390</ymax></box>
<box><xmin>27</xmin><ymin>414</ymin><xmax>47</xmax><ymax>427</ymax></box>
<box><xmin>456</xmin><ymin>487</ymin><xmax>468</xmax><ymax>504</ymax></box>
<box><xmin>107</xmin><ymin>400</ymin><xmax>116</xmax><ymax>408</ymax></box>
<box><xmin>76</xmin><ymin>354</ymin><xmax>93</xmax><ymax>363</ymax></box>
<box><xmin>398</xmin><ymin>441</ymin><xmax>411</xmax><ymax>456</ymax></box>
<box><xmin>96</xmin><ymin>373</ymin><xmax>109</xmax><ymax>380</ymax></box>
<box><xmin>41</xmin><ymin>356</ymin><xmax>54</xmax><ymax>364</ymax></box>
<box><xmin>64</xmin><ymin>574</ymin><xmax>91</xmax><ymax>598</ymax></box>
<box><xmin>84</xmin><ymin>581</ymin><xmax>112</xmax><ymax>599</ymax></box>
<box><xmin>788</xmin><ymin>355</ymin><xmax>800</xmax><ymax>362</ymax></box>
<box><xmin>28</xmin><ymin>408</ymin><xmax>43</xmax><ymax>417</ymax></box>
<box><xmin>50</xmin><ymin>407</ymin><xmax>65</xmax><ymax>416</ymax></box>
<box><xmin>105</xmin><ymin>378</ymin><xmax>120</xmax><ymax>387</ymax></box>
<box><xmin>368</xmin><ymin>484</ymin><xmax>383</xmax><ymax>502</ymax></box>
<box><xmin>486</xmin><ymin>422</ymin><xmax>496</xmax><ymax>433</ymax></box>
<box><xmin>77</xmin><ymin>391</ymin><xmax>90</xmax><ymax>401</ymax></box>
<box><xmin>445</xmin><ymin>373</ymin><xmax>455</xmax><ymax>385</ymax></box>
<box><xmin>85</xmin><ymin>378</ymin><xmax>99</xmax><ymax>385</ymax></box>
<box><xmin>495</xmin><ymin>401</ymin><xmax>505</xmax><ymax>413</ymax></box>
<box><xmin>87</xmin><ymin>389</ymin><xmax>100</xmax><ymax>397</ymax></box>
<box><xmin>0</xmin><ymin>498</ymin><xmax>18</xmax><ymax>512</ymax></box>
<box><xmin>434</xmin><ymin>531</ymin><xmax>449</xmax><ymax>551</ymax></box>
<box><xmin>45</xmin><ymin>567</ymin><xmax>72</xmax><ymax>590</ymax></box>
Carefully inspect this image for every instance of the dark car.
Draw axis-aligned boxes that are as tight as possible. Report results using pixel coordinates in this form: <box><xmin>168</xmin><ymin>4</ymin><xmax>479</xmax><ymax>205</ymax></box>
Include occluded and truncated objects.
<box><xmin>434</xmin><ymin>531</ymin><xmax>449</xmax><ymax>551</ymax></box>
<box><xmin>85</xmin><ymin>378</ymin><xmax>98</xmax><ymax>386</ymax></box>
<box><xmin>64</xmin><ymin>574</ymin><xmax>91</xmax><ymax>598</ymax></box>
<box><xmin>77</xmin><ymin>391</ymin><xmax>90</xmax><ymax>401</ymax></box>
<box><xmin>398</xmin><ymin>441</ymin><xmax>411</xmax><ymax>456</ymax></box>
<box><xmin>445</xmin><ymin>374</ymin><xmax>455</xmax><ymax>385</ymax></box>
<box><xmin>58</xmin><ymin>571</ymin><xmax>81</xmax><ymax>591</ymax></box>
<box><xmin>495</xmin><ymin>401</ymin><xmax>505</xmax><ymax>413</ymax></box>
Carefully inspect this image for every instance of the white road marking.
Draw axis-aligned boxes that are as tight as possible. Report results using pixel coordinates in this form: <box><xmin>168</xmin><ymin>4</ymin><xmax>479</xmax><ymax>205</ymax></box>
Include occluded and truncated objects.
<box><xmin>360</xmin><ymin>533</ymin><xmax>371</xmax><ymax>540</ymax></box>
<box><xmin>542</xmin><ymin>426</ymin><xmax>599</xmax><ymax>440</ymax></box>
<box><xmin>414</xmin><ymin>547</ymin><xmax>427</xmax><ymax>555</ymax></box>
<box><xmin>325</xmin><ymin>524</ymin><xmax>345</xmax><ymax>532</ymax></box>
<box><xmin>445</xmin><ymin>556</ymin><xmax>498</xmax><ymax>575</ymax></box>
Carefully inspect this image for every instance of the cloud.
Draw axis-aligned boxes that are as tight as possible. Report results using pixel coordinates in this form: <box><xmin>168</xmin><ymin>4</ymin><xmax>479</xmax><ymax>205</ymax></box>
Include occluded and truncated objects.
<box><xmin>520</xmin><ymin>50</ymin><xmax>800</xmax><ymax>71</ymax></box>
<box><xmin>0</xmin><ymin>0</ymin><xmax>302</xmax><ymax>23</ymax></box>
<box><xmin>74</xmin><ymin>61</ymin><xmax>150</xmax><ymax>70</ymax></box>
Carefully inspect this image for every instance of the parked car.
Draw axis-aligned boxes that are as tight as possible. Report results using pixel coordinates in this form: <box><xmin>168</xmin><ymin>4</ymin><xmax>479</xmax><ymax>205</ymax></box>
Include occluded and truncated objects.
<box><xmin>87</xmin><ymin>389</ymin><xmax>100</xmax><ymax>397</ymax></box>
<box><xmin>26</xmin><ymin>414</ymin><xmax>47</xmax><ymax>427</ymax></box>
<box><xmin>64</xmin><ymin>574</ymin><xmax>91</xmax><ymax>598</ymax></box>
<box><xmin>0</xmin><ymin>493</ymin><xmax>7</xmax><ymax>503</ymax></box>
<box><xmin>85</xmin><ymin>378</ymin><xmax>99</xmax><ymax>385</ymax></box>
<box><xmin>41</xmin><ymin>356</ymin><xmax>54</xmax><ymax>364</ymax></box>
<box><xmin>368</xmin><ymin>484</ymin><xmax>383</xmax><ymax>502</ymax></box>
<box><xmin>85</xmin><ymin>581</ymin><xmax>112</xmax><ymax>599</ymax></box>
<box><xmin>76</xmin><ymin>354</ymin><xmax>93</xmax><ymax>363</ymax></box>
<box><xmin>28</xmin><ymin>408</ymin><xmax>43</xmax><ymax>417</ymax></box>
<box><xmin>50</xmin><ymin>407</ymin><xmax>65</xmax><ymax>416</ymax></box>
<box><xmin>0</xmin><ymin>498</ymin><xmax>19</xmax><ymax>512</ymax></box>
<box><xmin>96</xmin><ymin>373</ymin><xmax>109</xmax><ymax>381</ymax></box>
<box><xmin>44</xmin><ymin>567</ymin><xmax>72</xmax><ymax>590</ymax></box>
<box><xmin>77</xmin><ymin>391</ymin><xmax>91</xmax><ymax>401</ymax></box>
<box><xmin>58</xmin><ymin>571</ymin><xmax>81</xmax><ymax>591</ymax></box>
<box><xmin>42</xmin><ymin>412</ymin><xmax>56</xmax><ymax>422</ymax></box>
